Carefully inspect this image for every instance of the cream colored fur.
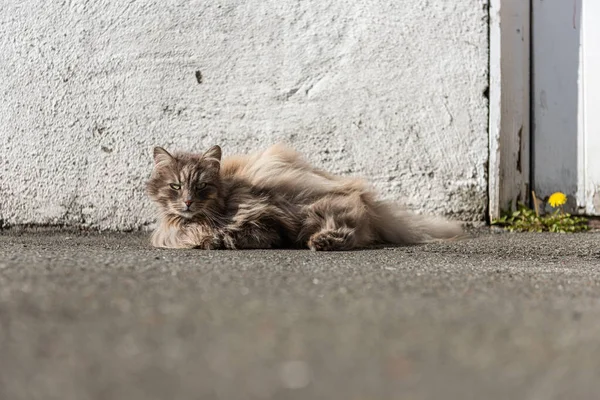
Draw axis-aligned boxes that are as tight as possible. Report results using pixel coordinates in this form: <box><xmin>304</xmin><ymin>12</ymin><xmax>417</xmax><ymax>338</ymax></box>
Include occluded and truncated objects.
<box><xmin>146</xmin><ymin>144</ymin><xmax>463</xmax><ymax>250</ymax></box>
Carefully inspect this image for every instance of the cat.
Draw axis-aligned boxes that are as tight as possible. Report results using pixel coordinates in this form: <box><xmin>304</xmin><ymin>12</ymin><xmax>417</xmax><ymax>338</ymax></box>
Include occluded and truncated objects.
<box><xmin>146</xmin><ymin>144</ymin><xmax>463</xmax><ymax>250</ymax></box>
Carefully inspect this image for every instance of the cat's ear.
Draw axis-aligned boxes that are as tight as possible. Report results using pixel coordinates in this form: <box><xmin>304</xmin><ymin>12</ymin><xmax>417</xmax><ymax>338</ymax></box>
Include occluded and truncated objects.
<box><xmin>203</xmin><ymin>145</ymin><xmax>222</xmax><ymax>163</ymax></box>
<box><xmin>153</xmin><ymin>147</ymin><xmax>174</xmax><ymax>165</ymax></box>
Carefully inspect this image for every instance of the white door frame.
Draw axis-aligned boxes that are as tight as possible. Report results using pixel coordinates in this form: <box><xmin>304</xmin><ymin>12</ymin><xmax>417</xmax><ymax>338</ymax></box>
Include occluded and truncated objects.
<box><xmin>578</xmin><ymin>0</ymin><xmax>600</xmax><ymax>214</ymax></box>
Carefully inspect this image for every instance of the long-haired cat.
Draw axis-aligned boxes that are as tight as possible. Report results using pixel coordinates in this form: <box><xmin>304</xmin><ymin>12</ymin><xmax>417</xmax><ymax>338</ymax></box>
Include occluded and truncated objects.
<box><xmin>146</xmin><ymin>144</ymin><xmax>463</xmax><ymax>250</ymax></box>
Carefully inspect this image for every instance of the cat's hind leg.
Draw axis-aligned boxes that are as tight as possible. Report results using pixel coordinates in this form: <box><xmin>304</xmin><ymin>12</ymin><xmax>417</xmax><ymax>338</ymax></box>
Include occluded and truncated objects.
<box><xmin>303</xmin><ymin>192</ymin><xmax>372</xmax><ymax>251</ymax></box>
<box><xmin>307</xmin><ymin>226</ymin><xmax>357</xmax><ymax>251</ymax></box>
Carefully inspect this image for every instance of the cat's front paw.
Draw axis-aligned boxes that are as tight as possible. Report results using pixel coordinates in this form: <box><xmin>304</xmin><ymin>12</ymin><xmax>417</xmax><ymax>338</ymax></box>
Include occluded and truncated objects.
<box><xmin>179</xmin><ymin>227</ymin><xmax>222</xmax><ymax>250</ymax></box>
<box><xmin>190</xmin><ymin>235</ymin><xmax>221</xmax><ymax>250</ymax></box>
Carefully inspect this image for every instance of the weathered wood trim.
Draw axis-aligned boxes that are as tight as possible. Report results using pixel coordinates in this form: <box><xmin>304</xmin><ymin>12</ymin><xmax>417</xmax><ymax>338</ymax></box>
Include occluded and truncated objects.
<box><xmin>488</xmin><ymin>0</ymin><xmax>531</xmax><ymax>220</ymax></box>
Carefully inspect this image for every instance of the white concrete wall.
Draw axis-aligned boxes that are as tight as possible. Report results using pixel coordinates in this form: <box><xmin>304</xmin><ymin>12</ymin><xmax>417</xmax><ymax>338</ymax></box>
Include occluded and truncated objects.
<box><xmin>0</xmin><ymin>0</ymin><xmax>489</xmax><ymax>230</ymax></box>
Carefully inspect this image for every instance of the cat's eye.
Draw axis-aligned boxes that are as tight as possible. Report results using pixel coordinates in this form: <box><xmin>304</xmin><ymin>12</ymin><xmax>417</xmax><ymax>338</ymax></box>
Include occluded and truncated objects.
<box><xmin>169</xmin><ymin>183</ymin><xmax>181</xmax><ymax>190</ymax></box>
<box><xmin>197</xmin><ymin>182</ymin><xmax>207</xmax><ymax>190</ymax></box>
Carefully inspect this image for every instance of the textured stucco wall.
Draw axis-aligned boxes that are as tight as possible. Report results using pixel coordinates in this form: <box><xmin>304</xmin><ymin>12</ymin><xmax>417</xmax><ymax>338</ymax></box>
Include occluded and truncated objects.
<box><xmin>0</xmin><ymin>1</ymin><xmax>489</xmax><ymax>230</ymax></box>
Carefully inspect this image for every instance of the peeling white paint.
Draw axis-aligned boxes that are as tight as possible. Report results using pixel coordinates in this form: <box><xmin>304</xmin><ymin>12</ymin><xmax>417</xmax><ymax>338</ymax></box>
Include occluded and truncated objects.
<box><xmin>0</xmin><ymin>0</ymin><xmax>489</xmax><ymax>229</ymax></box>
<box><xmin>489</xmin><ymin>0</ymin><xmax>530</xmax><ymax>220</ymax></box>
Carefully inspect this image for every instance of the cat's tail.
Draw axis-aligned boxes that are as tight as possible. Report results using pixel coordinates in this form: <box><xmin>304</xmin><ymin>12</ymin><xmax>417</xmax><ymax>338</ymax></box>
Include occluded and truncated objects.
<box><xmin>372</xmin><ymin>201</ymin><xmax>465</xmax><ymax>245</ymax></box>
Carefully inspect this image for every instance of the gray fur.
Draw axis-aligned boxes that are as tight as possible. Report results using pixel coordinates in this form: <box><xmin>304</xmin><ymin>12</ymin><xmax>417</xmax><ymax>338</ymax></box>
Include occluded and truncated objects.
<box><xmin>146</xmin><ymin>144</ymin><xmax>463</xmax><ymax>250</ymax></box>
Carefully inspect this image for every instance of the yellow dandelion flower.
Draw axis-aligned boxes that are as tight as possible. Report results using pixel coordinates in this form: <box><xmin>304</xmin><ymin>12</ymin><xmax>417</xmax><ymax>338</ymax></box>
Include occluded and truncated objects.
<box><xmin>548</xmin><ymin>192</ymin><xmax>567</xmax><ymax>208</ymax></box>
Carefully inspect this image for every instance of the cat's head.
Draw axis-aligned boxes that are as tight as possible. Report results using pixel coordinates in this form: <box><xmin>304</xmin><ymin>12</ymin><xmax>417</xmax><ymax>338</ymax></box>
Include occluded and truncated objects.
<box><xmin>146</xmin><ymin>145</ymin><xmax>222</xmax><ymax>219</ymax></box>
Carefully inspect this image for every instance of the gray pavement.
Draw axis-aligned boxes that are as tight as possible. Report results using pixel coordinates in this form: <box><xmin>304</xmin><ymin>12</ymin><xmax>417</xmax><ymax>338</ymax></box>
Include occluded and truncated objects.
<box><xmin>1</xmin><ymin>229</ymin><xmax>600</xmax><ymax>400</ymax></box>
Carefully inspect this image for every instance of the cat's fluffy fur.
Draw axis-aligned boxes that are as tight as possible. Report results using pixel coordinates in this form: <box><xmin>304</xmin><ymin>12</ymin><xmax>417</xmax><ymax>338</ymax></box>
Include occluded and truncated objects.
<box><xmin>146</xmin><ymin>144</ymin><xmax>463</xmax><ymax>250</ymax></box>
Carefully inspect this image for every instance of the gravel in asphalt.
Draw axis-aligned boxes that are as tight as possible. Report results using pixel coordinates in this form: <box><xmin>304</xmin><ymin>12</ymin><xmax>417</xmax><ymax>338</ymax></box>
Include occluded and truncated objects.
<box><xmin>1</xmin><ymin>229</ymin><xmax>599</xmax><ymax>400</ymax></box>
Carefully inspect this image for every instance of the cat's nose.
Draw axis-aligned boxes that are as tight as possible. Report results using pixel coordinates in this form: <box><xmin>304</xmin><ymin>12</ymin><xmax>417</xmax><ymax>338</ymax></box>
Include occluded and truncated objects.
<box><xmin>184</xmin><ymin>200</ymin><xmax>192</xmax><ymax>207</ymax></box>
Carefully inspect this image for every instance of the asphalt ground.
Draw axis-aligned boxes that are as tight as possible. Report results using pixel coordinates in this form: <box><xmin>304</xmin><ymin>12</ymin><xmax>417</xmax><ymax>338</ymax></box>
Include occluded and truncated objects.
<box><xmin>1</xmin><ymin>229</ymin><xmax>599</xmax><ymax>400</ymax></box>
